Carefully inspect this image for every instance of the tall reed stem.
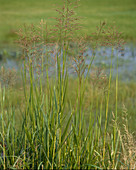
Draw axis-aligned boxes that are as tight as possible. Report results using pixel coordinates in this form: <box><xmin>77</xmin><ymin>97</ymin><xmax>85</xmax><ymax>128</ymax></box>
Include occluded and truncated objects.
<box><xmin>1</xmin><ymin>86</ymin><xmax>6</xmax><ymax>170</ymax></box>
<box><xmin>103</xmin><ymin>47</ymin><xmax>113</xmax><ymax>165</ymax></box>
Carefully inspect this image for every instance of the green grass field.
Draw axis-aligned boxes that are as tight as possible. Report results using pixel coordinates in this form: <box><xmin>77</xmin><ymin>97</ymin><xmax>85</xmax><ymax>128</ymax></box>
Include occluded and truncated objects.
<box><xmin>0</xmin><ymin>0</ymin><xmax>136</xmax><ymax>45</ymax></box>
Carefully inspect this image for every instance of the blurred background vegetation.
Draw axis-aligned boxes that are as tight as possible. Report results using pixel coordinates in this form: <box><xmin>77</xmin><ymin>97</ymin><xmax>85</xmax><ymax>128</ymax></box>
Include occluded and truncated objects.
<box><xmin>0</xmin><ymin>0</ymin><xmax>136</xmax><ymax>46</ymax></box>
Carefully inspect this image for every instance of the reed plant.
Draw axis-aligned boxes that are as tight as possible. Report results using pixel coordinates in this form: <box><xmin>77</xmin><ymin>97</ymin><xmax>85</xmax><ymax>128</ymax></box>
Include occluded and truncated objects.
<box><xmin>0</xmin><ymin>0</ymin><xmax>135</xmax><ymax>169</ymax></box>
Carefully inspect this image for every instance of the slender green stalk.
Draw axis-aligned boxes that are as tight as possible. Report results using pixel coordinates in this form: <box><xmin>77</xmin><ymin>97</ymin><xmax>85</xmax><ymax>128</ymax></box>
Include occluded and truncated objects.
<box><xmin>113</xmin><ymin>51</ymin><xmax>119</xmax><ymax>168</ymax></box>
<box><xmin>103</xmin><ymin>47</ymin><xmax>113</xmax><ymax>166</ymax></box>
<box><xmin>1</xmin><ymin>86</ymin><xmax>6</xmax><ymax>169</ymax></box>
<box><xmin>52</xmin><ymin>103</ymin><xmax>58</xmax><ymax>169</ymax></box>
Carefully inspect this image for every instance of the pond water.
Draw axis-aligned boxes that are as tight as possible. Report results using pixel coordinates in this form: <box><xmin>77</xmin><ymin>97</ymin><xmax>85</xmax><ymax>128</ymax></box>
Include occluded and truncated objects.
<box><xmin>0</xmin><ymin>44</ymin><xmax>136</xmax><ymax>82</ymax></box>
<box><xmin>86</xmin><ymin>45</ymin><xmax>136</xmax><ymax>81</ymax></box>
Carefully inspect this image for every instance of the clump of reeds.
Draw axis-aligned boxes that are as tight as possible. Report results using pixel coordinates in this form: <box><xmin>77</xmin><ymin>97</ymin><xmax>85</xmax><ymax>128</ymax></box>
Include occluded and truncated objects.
<box><xmin>0</xmin><ymin>0</ymin><xmax>135</xmax><ymax>169</ymax></box>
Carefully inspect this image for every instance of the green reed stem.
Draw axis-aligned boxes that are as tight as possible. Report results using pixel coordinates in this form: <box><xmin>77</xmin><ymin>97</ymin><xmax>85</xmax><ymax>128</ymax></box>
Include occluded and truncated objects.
<box><xmin>103</xmin><ymin>47</ymin><xmax>113</xmax><ymax>166</ymax></box>
<box><xmin>22</xmin><ymin>59</ymin><xmax>28</xmax><ymax>169</ymax></box>
<box><xmin>113</xmin><ymin>51</ymin><xmax>119</xmax><ymax>168</ymax></box>
<box><xmin>1</xmin><ymin>86</ymin><xmax>6</xmax><ymax>169</ymax></box>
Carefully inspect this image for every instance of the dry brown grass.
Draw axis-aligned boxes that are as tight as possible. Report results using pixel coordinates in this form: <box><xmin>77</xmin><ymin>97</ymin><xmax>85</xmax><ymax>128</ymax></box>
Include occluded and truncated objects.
<box><xmin>116</xmin><ymin>104</ymin><xmax>136</xmax><ymax>169</ymax></box>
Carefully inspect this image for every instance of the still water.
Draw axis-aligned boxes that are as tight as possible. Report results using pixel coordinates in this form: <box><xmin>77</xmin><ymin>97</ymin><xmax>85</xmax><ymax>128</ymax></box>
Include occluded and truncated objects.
<box><xmin>0</xmin><ymin>44</ymin><xmax>136</xmax><ymax>81</ymax></box>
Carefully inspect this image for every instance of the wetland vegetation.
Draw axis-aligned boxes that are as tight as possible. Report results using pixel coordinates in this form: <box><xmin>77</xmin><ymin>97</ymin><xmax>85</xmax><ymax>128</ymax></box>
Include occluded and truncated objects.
<box><xmin>0</xmin><ymin>0</ymin><xmax>136</xmax><ymax>169</ymax></box>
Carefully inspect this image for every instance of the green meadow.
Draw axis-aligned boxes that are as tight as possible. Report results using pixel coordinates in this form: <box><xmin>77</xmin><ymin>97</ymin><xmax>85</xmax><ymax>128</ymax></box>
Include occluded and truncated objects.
<box><xmin>0</xmin><ymin>0</ymin><xmax>136</xmax><ymax>169</ymax></box>
<box><xmin>0</xmin><ymin>0</ymin><xmax>136</xmax><ymax>45</ymax></box>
